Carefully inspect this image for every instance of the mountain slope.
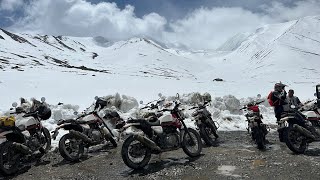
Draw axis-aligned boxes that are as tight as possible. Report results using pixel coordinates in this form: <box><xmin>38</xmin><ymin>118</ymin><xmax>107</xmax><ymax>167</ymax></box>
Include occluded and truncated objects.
<box><xmin>200</xmin><ymin>15</ymin><xmax>320</xmax><ymax>98</ymax></box>
<box><xmin>1</xmin><ymin>15</ymin><xmax>320</xmax><ymax>110</ymax></box>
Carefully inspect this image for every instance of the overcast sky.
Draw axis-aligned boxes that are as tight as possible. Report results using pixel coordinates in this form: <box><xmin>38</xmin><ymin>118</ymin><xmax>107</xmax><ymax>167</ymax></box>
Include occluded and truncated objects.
<box><xmin>1</xmin><ymin>0</ymin><xmax>320</xmax><ymax>49</ymax></box>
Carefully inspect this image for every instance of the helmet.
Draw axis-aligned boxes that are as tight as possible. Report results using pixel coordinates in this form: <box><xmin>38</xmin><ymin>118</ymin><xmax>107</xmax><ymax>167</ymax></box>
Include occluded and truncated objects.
<box><xmin>37</xmin><ymin>105</ymin><xmax>51</xmax><ymax>120</ymax></box>
<box><xmin>274</xmin><ymin>82</ymin><xmax>286</xmax><ymax>91</ymax></box>
<box><xmin>288</xmin><ymin>89</ymin><xmax>294</xmax><ymax>94</ymax></box>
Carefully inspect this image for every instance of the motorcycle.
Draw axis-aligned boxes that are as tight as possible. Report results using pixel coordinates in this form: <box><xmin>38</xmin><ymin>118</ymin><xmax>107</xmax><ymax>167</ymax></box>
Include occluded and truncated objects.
<box><xmin>52</xmin><ymin>97</ymin><xmax>117</xmax><ymax>162</ymax></box>
<box><xmin>279</xmin><ymin>95</ymin><xmax>320</xmax><ymax>154</ymax></box>
<box><xmin>0</xmin><ymin>98</ymin><xmax>51</xmax><ymax>175</ymax></box>
<box><xmin>240</xmin><ymin>100</ymin><xmax>268</xmax><ymax>150</ymax></box>
<box><xmin>121</xmin><ymin>93</ymin><xmax>202</xmax><ymax>169</ymax></box>
<box><xmin>189</xmin><ymin>100</ymin><xmax>219</xmax><ymax>146</ymax></box>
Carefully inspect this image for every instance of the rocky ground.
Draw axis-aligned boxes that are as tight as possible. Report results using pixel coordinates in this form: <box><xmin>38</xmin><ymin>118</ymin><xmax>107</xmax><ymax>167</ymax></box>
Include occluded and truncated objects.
<box><xmin>1</xmin><ymin>130</ymin><xmax>320</xmax><ymax>180</ymax></box>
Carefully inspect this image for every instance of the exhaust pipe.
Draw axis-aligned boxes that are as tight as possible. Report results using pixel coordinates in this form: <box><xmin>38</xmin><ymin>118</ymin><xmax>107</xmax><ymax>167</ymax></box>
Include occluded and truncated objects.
<box><xmin>69</xmin><ymin>130</ymin><xmax>93</xmax><ymax>144</ymax></box>
<box><xmin>12</xmin><ymin>142</ymin><xmax>32</xmax><ymax>154</ymax></box>
<box><xmin>133</xmin><ymin>134</ymin><xmax>161</xmax><ymax>152</ymax></box>
<box><xmin>293</xmin><ymin>124</ymin><xmax>315</xmax><ymax>139</ymax></box>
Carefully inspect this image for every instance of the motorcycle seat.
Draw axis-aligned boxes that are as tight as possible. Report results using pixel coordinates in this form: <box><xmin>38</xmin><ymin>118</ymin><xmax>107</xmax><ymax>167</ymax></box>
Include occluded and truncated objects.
<box><xmin>127</xmin><ymin>119</ymin><xmax>161</xmax><ymax>126</ymax></box>
<box><xmin>57</xmin><ymin>119</ymin><xmax>88</xmax><ymax>125</ymax></box>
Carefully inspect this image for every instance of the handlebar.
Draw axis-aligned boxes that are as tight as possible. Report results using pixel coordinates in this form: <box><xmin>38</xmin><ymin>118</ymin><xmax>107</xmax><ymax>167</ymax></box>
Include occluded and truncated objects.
<box><xmin>240</xmin><ymin>100</ymin><xmax>265</xmax><ymax>110</ymax></box>
<box><xmin>140</xmin><ymin>99</ymin><xmax>165</xmax><ymax>110</ymax></box>
<box><xmin>189</xmin><ymin>100</ymin><xmax>211</xmax><ymax>110</ymax></box>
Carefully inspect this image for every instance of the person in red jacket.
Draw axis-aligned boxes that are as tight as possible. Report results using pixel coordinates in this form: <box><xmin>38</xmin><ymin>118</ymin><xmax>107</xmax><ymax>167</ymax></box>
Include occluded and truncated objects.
<box><xmin>270</xmin><ymin>82</ymin><xmax>287</xmax><ymax>122</ymax></box>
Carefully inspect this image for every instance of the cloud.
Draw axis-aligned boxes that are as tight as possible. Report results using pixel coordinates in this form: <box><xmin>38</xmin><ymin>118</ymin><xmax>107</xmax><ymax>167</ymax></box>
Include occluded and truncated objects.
<box><xmin>0</xmin><ymin>0</ymin><xmax>24</xmax><ymax>11</ymax></box>
<box><xmin>8</xmin><ymin>0</ymin><xmax>320</xmax><ymax>50</ymax></box>
<box><xmin>264</xmin><ymin>0</ymin><xmax>320</xmax><ymax>22</ymax></box>
<box><xmin>163</xmin><ymin>7</ymin><xmax>271</xmax><ymax>50</ymax></box>
<box><xmin>12</xmin><ymin>0</ymin><xmax>166</xmax><ymax>40</ymax></box>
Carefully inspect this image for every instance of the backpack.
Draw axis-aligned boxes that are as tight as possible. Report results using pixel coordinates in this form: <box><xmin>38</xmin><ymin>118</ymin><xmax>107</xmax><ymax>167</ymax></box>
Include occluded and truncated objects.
<box><xmin>267</xmin><ymin>91</ymin><xmax>274</xmax><ymax>106</ymax></box>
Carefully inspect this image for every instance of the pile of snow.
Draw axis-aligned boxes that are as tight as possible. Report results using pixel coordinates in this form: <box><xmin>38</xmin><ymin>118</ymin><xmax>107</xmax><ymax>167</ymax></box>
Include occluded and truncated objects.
<box><xmin>0</xmin><ymin>93</ymin><xmax>279</xmax><ymax>148</ymax></box>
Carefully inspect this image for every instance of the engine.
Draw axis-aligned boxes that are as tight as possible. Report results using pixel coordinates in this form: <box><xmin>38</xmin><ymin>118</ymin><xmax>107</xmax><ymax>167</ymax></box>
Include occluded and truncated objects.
<box><xmin>89</xmin><ymin>129</ymin><xmax>103</xmax><ymax>142</ymax></box>
<box><xmin>158</xmin><ymin>127</ymin><xmax>180</xmax><ymax>149</ymax></box>
<box><xmin>26</xmin><ymin>132</ymin><xmax>42</xmax><ymax>151</ymax></box>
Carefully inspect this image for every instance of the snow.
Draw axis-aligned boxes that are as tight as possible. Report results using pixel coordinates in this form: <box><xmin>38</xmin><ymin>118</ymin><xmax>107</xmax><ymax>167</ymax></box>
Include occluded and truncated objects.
<box><xmin>1</xmin><ymin>15</ymin><xmax>320</xmax><ymax>147</ymax></box>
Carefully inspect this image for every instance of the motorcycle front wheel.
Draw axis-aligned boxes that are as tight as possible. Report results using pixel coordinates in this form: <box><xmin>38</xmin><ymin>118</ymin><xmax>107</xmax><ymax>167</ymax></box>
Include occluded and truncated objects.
<box><xmin>121</xmin><ymin>135</ymin><xmax>151</xmax><ymax>169</ymax></box>
<box><xmin>40</xmin><ymin>127</ymin><xmax>51</xmax><ymax>153</ymax></box>
<box><xmin>59</xmin><ymin>133</ymin><xmax>85</xmax><ymax>162</ymax></box>
<box><xmin>252</xmin><ymin>127</ymin><xmax>266</xmax><ymax>150</ymax></box>
<box><xmin>0</xmin><ymin>141</ymin><xmax>22</xmax><ymax>175</ymax></box>
<box><xmin>284</xmin><ymin>126</ymin><xmax>307</xmax><ymax>154</ymax></box>
<box><xmin>182</xmin><ymin>128</ymin><xmax>202</xmax><ymax>157</ymax></box>
<box><xmin>200</xmin><ymin>119</ymin><xmax>219</xmax><ymax>146</ymax></box>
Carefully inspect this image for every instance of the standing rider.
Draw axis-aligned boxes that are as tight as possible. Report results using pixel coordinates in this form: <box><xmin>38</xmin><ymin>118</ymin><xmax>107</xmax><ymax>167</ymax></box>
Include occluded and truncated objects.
<box><xmin>270</xmin><ymin>82</ymin><xmax>287</xmax><ymax>122</ymax></box>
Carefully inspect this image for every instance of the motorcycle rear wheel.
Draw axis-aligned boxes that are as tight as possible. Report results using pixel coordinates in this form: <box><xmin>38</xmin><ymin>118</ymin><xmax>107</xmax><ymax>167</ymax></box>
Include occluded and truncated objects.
<box><xmin>252</xmin><ymin>127</ymin><xmax>265</xmax><ymax>150</ymax></box>
<box><xmin>182</xmin><ymin>128</ymin><xmax>202</xmax><ymax>157</ymax></box>
<box><xmin>121</xmin><ymin>135</ymin><xmax>151</xmax><ymax>169</ymax></box>
<box><xmin>199</xmin><ymin>121</ymin><xmax>218</xmax><ymax>146</ymax></box>
<box><xmin>284</xmin><ymin>126</ymin><xmax>307</xmax><ymax>154</ymax></box>
<box><xmin>0</xmin><ymin>142</ymin><xmax>22</xmax><ymax>175</ymax></box>
<box><xmin>59</xmin><ymin>133</ymin><xmax>85</xmax><ymax>162</ymax></box>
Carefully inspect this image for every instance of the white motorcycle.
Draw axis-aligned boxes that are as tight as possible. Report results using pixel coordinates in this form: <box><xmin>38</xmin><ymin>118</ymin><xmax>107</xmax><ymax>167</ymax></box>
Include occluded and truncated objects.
<box><xmin>52</xmin><ymin>96</ymin><xmax>117</xmax><ymax>162</ymax></box>
<box><xmin>0</xmin><ymin>98</ymin><xmax>51</xmax><ymax>175</ymax></box>
<box><xmin>120</xmin><ymin>93</ymin><xmax>202</xmax><ymax>169</ymax></box>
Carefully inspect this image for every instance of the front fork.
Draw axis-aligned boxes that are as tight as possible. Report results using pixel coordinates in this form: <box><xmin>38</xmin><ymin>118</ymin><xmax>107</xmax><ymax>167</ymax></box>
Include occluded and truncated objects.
<box><xmin>180</xmin><ymin>120</ymin><xmax>196</xmax><ymax>145</ymax></box>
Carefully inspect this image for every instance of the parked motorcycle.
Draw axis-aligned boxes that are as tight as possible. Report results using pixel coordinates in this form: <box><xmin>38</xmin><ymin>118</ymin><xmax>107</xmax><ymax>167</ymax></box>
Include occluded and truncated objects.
<box><xmin>240</xmin><ymin>100</ymin><xmax>268</xmax><ymax>150</ymax></box>
<box><xmin>279</xmin><ymin>94</ymin><xmax>320</xmax><ymax>154</ymax></box>
<box><xmin>121</xmin><ymin>93</ymin><xmax>202</xmax><ymax>169</ymax></box>
<box><xmin>0</xmin><ymin>98</ymin><xmax>51</xmax><ymax>175</ymax></box>
<box><xmin>189</xmin><ymin>100</ymin><xmax>219</xmax><ymax>146</ymax></box>
<box><xmin>52</xmin><ymin>97</ymin><xmax>117</xmax><ymax>162</ymax></box>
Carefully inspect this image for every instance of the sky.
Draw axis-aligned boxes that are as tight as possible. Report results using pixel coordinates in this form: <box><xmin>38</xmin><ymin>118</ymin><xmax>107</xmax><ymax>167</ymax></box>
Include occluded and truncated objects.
<box><xmin>1</xmin><ymin>0</ymin><xmax>320</xmax><ymax>50</ymax></box>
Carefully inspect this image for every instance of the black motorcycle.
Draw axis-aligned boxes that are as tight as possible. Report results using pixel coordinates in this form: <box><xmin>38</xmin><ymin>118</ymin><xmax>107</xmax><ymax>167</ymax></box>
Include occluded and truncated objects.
<box><xmin>52</xmin><ymin>97</ymin><xmax>117</xmax><ymax>162</ymax></box>
<box><xmin>0</xmin><ymin>98</ymin><xmax>51</xmax><ymax>175</ymax></box>
<box><xmin>279</xmin><ymin>103</ymin><xmax>320</xmax><ymax>154</ymax></box>
<box><xmin>240</xmin><ymin>100</ymin><xmax>268</xmax><ymax>150</ymax></box>
<box><xmin>189</xmin><ymin>100</ymin><xmax>219</xmax><ymax>146</ymax></box>
<box><xmin>121</xmin><ymin>94</ymin><xmax>202</xmax><ymax>169</ymax></box>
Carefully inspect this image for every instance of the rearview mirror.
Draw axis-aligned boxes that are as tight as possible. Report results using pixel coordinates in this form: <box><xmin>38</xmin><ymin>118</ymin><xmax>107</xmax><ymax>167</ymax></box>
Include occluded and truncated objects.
<box><xmin>12</xmin><ymin>102</ymin><xmax>18</xmax><ymax>107</ymax></box>
<box><xmin>316</xmin><ymin>84</ymin><xmax>320</xmax><ymax>99</ymax></box>
<box><xmin>139</xmin><ymin>100</ymin><xmax>143</xmax><ymax>104</ymax></box>
<box><xmin>257</xmin><ymin>94</ymin><xmax>261</xmax><ymax>99</ymax></box>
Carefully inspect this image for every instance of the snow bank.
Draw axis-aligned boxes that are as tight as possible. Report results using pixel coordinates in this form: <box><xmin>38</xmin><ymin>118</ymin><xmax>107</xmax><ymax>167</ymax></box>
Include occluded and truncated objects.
<box><xmin>0</xmin><ymin>93</ymin><xmax>278</xmax><ymax>148</ymax></box>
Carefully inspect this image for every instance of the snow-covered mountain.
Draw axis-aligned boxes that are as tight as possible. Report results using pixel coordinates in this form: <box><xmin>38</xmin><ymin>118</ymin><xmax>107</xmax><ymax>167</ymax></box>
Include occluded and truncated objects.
<box><xmin>1</xmin><ymin>15</ymin><xmax>320</xmax><ymax>111</ymax></box>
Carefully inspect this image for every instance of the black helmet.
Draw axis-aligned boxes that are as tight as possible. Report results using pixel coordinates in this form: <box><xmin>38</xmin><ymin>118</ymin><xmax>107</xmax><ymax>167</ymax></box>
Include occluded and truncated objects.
<box><xmin>37</xmin><ymin>105</ymin><xmax>51</xmax><ymax>120</ymax></box>
<box><xmin>274</xmin><ymin>82</ymin><xmax>286</xmax><ymax>91</ymax></box>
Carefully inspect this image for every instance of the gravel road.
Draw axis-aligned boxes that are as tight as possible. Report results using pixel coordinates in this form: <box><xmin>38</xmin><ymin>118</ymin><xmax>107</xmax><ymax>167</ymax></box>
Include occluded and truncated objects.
<box><xmin>2</xmin><ymin>130</ymin><xmax>320</xmax><ymax>180</ymax></box>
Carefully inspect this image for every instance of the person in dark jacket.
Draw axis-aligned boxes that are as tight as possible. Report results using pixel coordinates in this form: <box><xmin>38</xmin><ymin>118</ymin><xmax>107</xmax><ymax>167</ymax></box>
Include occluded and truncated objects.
<box><xmin>287</xmin><ymin>89</ymin><xmax>302</xmax><ymax>108</ymax></box>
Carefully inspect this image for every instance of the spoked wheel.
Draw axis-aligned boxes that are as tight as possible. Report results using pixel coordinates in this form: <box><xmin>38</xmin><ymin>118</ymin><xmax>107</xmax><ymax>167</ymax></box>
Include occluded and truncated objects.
<box><xmin>40</xmin><ymin>127</ymin><xmax>52</xmax><ymax>153</ymax></box>
<box><xmin>182</xmin><ymin>128</ymin><xmax>202</xmax><ymax>157</ymax></box>
<box><xmin>121</xmin><ymin>135</ymin><xmax>151</xmax><ymax>169</ymax></box>
<box><xmin>199</xmin><ymin>122</ymin><xmax>218</xmax><ymax>146</ymax></box>
<box><xmin>0</xmin><ymin>142</ymin><xmax>22</xmax><ymax>175</ymax></box>
<box><xmin>284</xmin><ymin>126</ymin><xmax>307</xmax><ymax>154</ymax></box>
<box><xmin>253</xmin><ymin>127</ymin><xmax>266</xmax><ymax>150</ymax></box>
<box><xmin>59</xmin><ymin>133</ymin><xmax>85</xmax><ymax>162</ymax></box>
